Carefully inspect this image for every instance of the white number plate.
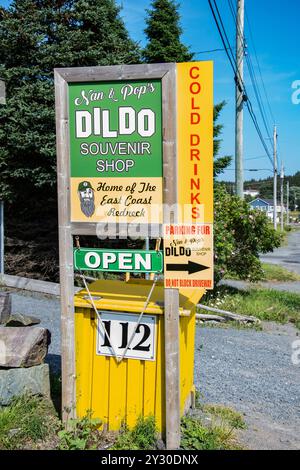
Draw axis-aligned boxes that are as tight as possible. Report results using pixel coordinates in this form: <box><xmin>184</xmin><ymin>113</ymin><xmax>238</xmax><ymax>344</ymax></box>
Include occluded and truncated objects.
<box><xmin>96</xmin><ymin>311</ymin><xmax>157</xmax><ymax>361</ymax></box>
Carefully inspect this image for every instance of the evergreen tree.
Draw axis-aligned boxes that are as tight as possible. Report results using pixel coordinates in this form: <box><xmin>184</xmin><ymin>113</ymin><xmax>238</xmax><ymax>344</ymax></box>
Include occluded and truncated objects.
<box><xmin>143</xmin><ymin>0</ymin><xmax>193</xmax><ymax>63</ymax></box>
<box><xmin>0</xmin><ymin>0</ymin><xmax>140</xmax><ymax>204</ymax></box>
<box><xmin>213</xmin><ymin>101</ymin><xmax>232</xmax><ymax>177</ymax></box>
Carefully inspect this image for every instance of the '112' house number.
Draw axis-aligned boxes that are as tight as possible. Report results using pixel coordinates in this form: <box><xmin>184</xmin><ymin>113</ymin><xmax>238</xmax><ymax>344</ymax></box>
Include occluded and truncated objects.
<box><xmin>96</xmin><ymin>312</ymin><xmax>157</xmax><ymax>361</ymax></box>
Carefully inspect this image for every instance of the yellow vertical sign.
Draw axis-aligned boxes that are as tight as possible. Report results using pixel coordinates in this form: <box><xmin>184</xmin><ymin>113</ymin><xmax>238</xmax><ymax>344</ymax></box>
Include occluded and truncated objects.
<box><xmin>163</xmin><ymin>62</ymin><xmax>213</xmax><ymax>290</ymax></box>
<box><xmin>176</xmin><ymin>62</ymin><xmax>213</xmax><ymax>224</ymax></box>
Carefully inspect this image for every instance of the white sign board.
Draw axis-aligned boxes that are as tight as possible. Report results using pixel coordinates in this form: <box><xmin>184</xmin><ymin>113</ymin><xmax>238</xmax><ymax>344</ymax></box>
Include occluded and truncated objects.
<box><xmin>96</xmin><ymin>312</ymin><xmax>156</xmax><ymax>361</ymax></box>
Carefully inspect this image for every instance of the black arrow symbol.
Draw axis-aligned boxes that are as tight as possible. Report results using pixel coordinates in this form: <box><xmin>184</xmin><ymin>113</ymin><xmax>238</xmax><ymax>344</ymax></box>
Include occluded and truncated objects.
<box><xmin>166</xmin><ymin>261</ymin><xmax>209</xmax><ymax>275</ymax></box>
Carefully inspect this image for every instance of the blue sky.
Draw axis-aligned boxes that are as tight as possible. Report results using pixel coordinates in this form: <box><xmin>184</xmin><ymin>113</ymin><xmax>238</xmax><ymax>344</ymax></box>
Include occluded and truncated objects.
<box><xmin>1</xmin><ymin>0</ymin><xmax>299</xmax><ymax>182</ymax></box>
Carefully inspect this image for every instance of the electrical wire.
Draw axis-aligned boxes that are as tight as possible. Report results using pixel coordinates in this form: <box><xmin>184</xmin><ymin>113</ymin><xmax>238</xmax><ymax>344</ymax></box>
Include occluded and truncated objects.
<box><xmin>208</xmin><ymin>0</ymin><xmax>274</xmax><ymax>168</ymax></box>
<box><xmin>194</xmin><ymin>47</ymin><xmax>230</xmax><ymax>54</ymax></box>
<box><xmin>245</xmin><ymin>7</ymin><xmax>276</xmax><ymax>125</ymax></box>
<box><xmin>227</xmin><ymin>0</ymin><xmax>274</xmax><ymax>155</ymax></box>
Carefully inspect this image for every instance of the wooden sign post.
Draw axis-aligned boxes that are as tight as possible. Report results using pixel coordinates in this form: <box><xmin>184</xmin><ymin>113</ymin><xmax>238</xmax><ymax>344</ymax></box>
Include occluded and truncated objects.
<box><xmin>55</xmin><ymin>62</ymin><xmax>213</xmax><ymax>449</ymax></box>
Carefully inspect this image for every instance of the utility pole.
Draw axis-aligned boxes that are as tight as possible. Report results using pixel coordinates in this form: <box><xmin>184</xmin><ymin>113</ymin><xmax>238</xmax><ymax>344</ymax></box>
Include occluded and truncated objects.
<box><xmin>235</xmin><ymin>0</ymin><xmax>245</xmax><ymax>199</ymax></box>
<box><xmin>280</xmin><ymin>162</ymin><xmax>284</xmax><ymax>231</ymax></box>
<box><xmin>286</xmin><ymin>181</ymin><xmax>290</xmax><ymax>225</ymax></box>
<box><xmin>273</xmin><ymin>125</ymin><xmax>277</xmax><ymax>230</ymax></box>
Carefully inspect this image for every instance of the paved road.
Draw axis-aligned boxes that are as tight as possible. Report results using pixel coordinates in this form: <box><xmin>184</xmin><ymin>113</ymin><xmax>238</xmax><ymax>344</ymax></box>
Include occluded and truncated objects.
<box><xmin>260</xmin><ymin>229</ymin><xmax>300</xmax><ymax>275</ymax></box>
<box><xmin>221</xmin><ymin>229</ymin><xmax>300</xmax><ymax>293</ymax></box>
<box><xmin>5</xmin><ymin>288</ymin><xmax>300</xmax><ymax>450</ymax></box>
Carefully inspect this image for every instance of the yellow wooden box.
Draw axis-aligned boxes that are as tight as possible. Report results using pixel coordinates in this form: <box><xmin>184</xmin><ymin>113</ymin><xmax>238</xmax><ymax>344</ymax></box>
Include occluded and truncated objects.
<box><xmin>74</xmin><ymin>279</ymin><xmax>203</xmax><ymax>433</ymax></box>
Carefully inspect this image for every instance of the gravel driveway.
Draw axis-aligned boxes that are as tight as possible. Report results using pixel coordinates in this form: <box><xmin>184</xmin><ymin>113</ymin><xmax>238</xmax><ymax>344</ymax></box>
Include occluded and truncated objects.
<box><xmin>195</xmin><ymin>323</ymin><xmax>300</xmax><ymax>450</ymax></box>
<box><xmin>6</xmin><ymin>289</ymin><xmax>300</xmax><ymax>450</ymax></box>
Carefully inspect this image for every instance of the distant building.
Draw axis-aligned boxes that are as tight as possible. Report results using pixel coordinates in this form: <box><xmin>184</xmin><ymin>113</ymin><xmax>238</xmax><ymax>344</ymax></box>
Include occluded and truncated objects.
<box><xmin>244</xmin><ymin>189</ymin><xmax>259</xmax><ymax>198</ymax></box>
<box><xmin>249</xmin><ymin>197</ymin><xmax>286</xmax><ymax>222</ymax></box>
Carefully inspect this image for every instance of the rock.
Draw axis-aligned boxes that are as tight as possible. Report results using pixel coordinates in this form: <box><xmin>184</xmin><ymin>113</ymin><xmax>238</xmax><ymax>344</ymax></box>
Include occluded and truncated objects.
<box><xmin>156</xmin><ymin>439</ymin><xmax>166</xmax><ymax>450</ymax></box>
<box><xmin>0</xmin><ymin>327</ymin><xmax>51</xmax><ymax>368</ymax></box>
<box><xmin>5</xmin><ymin>313</ymin><xmax>41</xmax><ymax>327</ymax></box>
<box><xmin>0</xmin><ymin>292</ymin><xmax>11</xmax><ymax>324</ymax></box>
<box><xmin>0</xmin><ymin>363</ymin><xmax>50</xmax><ymax>406</ymax></box>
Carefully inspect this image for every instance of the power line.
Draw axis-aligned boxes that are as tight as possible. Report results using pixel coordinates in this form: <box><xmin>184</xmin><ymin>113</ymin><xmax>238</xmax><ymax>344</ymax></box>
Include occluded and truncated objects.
<box><xmin>245</xmin><ymin>155</ymin><xmax>269</xmax><ymax>161</ymax></box>
<box><xmin>245</xmin><ymin>8</ymin><xmax>276</xmax><ymax>125</ymax></box>
<box><xmin>208</xmin><ymin>0</ymin><xmax>274</xmax><ymax>167</ymax></box>
<box><xmin>227</xmin><ymin>0</ymin><xmax>273</xmax><ymax>155</ymax></box>
<box><xmin>245</xmin><ymin>53</ymin><xmax>273</xmax><ymax>147</ymax></box>
<box><xmin>207</xmin><ymin>0</ymin><xmax>238</xmax><ymax>83</ymax></box>
<box><xmin>194</xmin><ymin>47</ymin><xmax>231</xmax><ymax>54</ymax></box>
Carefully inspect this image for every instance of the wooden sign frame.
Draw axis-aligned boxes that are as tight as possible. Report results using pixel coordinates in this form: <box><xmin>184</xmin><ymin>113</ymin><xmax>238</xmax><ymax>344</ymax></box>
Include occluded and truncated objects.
<box><xmin>54</xmin><ymin>64</ymin><xmax>180</xmax><ymax>448</ymax></box>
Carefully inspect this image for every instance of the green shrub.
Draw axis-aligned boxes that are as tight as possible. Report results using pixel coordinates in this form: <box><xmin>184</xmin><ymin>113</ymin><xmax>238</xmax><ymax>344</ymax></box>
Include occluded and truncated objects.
<box><xmin>214</xmin><ymin>184</ymin><xmax>282</xmax><ymax>284</ymax></box>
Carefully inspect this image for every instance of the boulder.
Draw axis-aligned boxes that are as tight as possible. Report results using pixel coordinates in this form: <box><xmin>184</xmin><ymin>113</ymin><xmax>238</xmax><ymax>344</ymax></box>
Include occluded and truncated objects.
<box><xmin>0</xmin><ymin>292</ymin><xmax>11</xmax><ymax>324</ymax></box>
<box><xmin>0</xmin><ymin>363</ymin><xmax>50</xmax><ymax>406</ymax></box>
<box><xmin>0</xmin><ymin>327</ymin><xmax>51</xmax><ymax>368</ymax></box>
<box><xmin>5</xmin><ymin>313</ymin><xmax>41</xmax><ymax>327</ymax></box>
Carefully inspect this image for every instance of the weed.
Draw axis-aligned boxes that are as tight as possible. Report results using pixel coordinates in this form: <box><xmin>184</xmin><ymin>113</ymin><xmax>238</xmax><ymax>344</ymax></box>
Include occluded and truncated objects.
<box><xmin>58</xmin><ymin>413</ymin><xmax>102</xmax><ymax>450</ymax></box>
<box><xmin>181</xmin><ymin>403</ymin><xmax>245</xmax><ymax>450</ymax></box>
<box><xmin>111</xmin><ymin>416</ymin><xmax>158</xmax><ymax>450</ymax></box>
<box><xmin>180</xmin><ymin>416</ymin><xmax>239</xmax><ymax>450</ymax></box>
<box><xmin>201</xmin><ymin>404</ymin><xmax>246</xmax><ymax>429</ymax></box>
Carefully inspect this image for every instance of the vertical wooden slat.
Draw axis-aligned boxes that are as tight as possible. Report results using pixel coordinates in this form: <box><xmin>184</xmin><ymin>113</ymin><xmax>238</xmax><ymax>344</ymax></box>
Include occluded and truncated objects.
<box><xmin>162</xmin><ymin>64</ymin><xmax>181</xmax><ymax>450</ymax></box>
<box><xmin>54</xmin><ymin>70</ymin><xmax>76</xmax><ymax>421</ymax></box>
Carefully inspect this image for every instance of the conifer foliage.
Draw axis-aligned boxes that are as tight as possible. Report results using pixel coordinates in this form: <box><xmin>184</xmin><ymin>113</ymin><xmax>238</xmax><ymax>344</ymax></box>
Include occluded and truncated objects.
<box><xmin>143</xmin><ymin>0</ymin><xmax>193</xmax><ymax>63</ymax></box>
<box><xmin>0</xmin><ymin>0</ymin><xmax>140</xmax><ymax>203</ymax></box>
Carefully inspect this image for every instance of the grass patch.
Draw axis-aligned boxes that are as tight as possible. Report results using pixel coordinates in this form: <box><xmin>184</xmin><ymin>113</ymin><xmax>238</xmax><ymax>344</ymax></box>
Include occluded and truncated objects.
<box><xmin>261</xmin><ymin>263</ymin><xmax>300</xmax><ymax>282</ymax></box>
<box><xmin>0</xmin><ymin>396</ymin><xmax>110</xmax><ymax>450</ymax></box>
<box><xmin>181</xmin><ymin>406</ymin><xmax>245</xmax><ymax>450</ymax></box>
<box><xmin>181</xmin><ymin>392</ymin><xmax>245</xmax><ymax>450</ymax></box>
<box><xmin>0</xmin><ymin>395</ymin><xmax>60</xmax><ymax>450</ymax></box>
<box><xmin>202</xmin><ymin>285</ymin><xmax>300</xmax><ymax>329</ymax></box>
<box><xmin>201</xmin><ymin>404</ymin><xmax>246</xmax><ymax>430</ymax></box>
<box><xmin>111</xmin><ymin>416</ymin><xmax>158</xmax><ymax>450</ymax></box>
<box><xmin>0</xmin><ymin>394</ymin><xmax>245</xmax><ymax>450</ymax></box>
<box><xmin>225</xmin><ymin>263</ymin><xmax>300</xmax><ymax>282</ymax></box>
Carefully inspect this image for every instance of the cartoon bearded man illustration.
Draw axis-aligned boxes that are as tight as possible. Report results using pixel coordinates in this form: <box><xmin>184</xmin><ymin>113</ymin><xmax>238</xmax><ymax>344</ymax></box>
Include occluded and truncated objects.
<box><xmin>78</xmin><ymin>181</ymin><xmax>95</xmax><ymax>217</ymax></box>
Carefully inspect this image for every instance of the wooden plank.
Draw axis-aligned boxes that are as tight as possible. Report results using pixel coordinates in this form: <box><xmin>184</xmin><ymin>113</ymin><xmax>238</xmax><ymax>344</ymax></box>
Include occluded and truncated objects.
<box><xmin>0</xmin><ymin>273</ymin><xmax>60</xmax><ymax>295</ymax></box>
<box><xmin>71</xmin><ymin>222</ymin><xmax>162</xmax><ymax>237</ymax></box>
<box><xmin>55</xmin><ymin>63</ymin><xmax>172</xmax><ymax>83</ymax></box>
<box><xmin>126</xmin><ymin>359</ymin><xmax>143</xmax><ymax>428</ymax></box>
<box><xmin>75</xmin><ymin>308</ymin><xmax>94</xmax><ymax>417</ymax></box>
<box><xmin>54</xmin><ymin>69</ymin><xmax>76</xmax><ymax>422</ymax></box>
<box><xmin>108</xmin><ymin>359</ymin><xmax>127</xmax><ymax>430</ymax></box>
<box><xmin>161</xmin><ymin>64</ymin><xmax>181</xmax><ymax>450</ymax></box>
